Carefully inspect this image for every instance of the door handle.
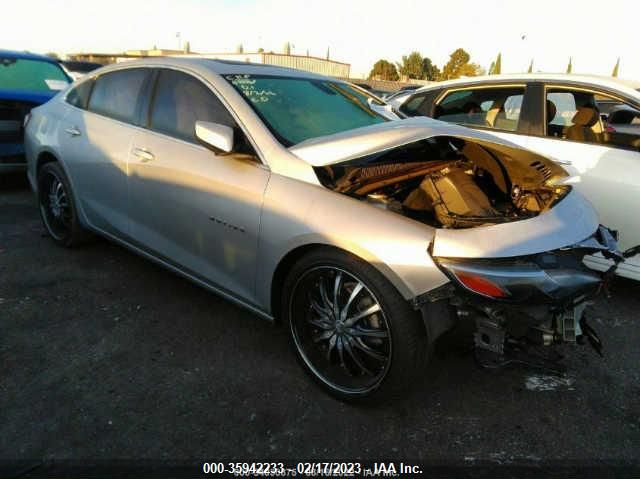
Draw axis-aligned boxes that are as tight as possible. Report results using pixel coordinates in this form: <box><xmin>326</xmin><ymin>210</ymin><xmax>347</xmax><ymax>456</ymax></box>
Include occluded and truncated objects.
<box><xmin>132</xmin><ymin>147</ymin><xmax>155</xmax><ymax>163</ymax></box>
<box><xmin>65</xmin><ymin>126</ymin><xmax>81</xmax><ymax>137</ymax></box>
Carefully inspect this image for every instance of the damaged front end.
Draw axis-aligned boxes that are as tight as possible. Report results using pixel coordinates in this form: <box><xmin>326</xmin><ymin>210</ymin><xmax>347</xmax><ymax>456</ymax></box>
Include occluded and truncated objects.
<box><xmin>295</xmin><ymin>121</ymin><xmax>634</xmax><ymax>372</ymax></box>
<box><xmin>428</xmin><ymin>225</ymin><xmax>626</xmax><ymax>371</ymax></box>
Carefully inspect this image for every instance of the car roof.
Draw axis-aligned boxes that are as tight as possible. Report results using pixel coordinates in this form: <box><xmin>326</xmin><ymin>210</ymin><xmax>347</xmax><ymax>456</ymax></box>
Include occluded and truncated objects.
<box><xmin>90</xmin><ymin>56</ymin><xmax>338</xmax><ymax>82</ymax></box>
<box><xmin>415</xmin><ymin>73</ymin><xmax>640</xmax><ymax>99</ymax></box>
<box><xmin>0</xmin><ymin>49</ymin><xmax>62</xmax><ymax>64</ymax></box>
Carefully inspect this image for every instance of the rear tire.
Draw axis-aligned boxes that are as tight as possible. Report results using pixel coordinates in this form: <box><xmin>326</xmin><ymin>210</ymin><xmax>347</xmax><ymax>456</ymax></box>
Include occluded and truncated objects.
<box><xmin>282</xmin><ymin>248</ymin><xmax>429</xmax><ymax>402</ymax></box>
<box><xmin>37</xmin><ymin>162</ymin><xmax>90</xmax><ymax>247</ymax></box>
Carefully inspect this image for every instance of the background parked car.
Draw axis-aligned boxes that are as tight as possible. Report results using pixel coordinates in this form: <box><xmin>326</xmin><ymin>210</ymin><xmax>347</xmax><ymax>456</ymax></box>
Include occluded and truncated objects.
<box><xmin>391</xmin><ymin>74</ymin><xmax>640</xmax><ymax>281</ymax></box>
<box><xmin>0</xmin><ymin>50</ymin><xmax>71</xmax><ymax>174</ymax></box>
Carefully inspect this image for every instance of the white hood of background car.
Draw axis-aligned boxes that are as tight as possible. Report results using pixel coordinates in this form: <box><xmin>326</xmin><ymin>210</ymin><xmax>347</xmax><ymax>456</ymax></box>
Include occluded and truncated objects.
<box><xmin>289</xmin><ymin>117</ymin><xmax>528</xmax><ymax>167</ymax></box>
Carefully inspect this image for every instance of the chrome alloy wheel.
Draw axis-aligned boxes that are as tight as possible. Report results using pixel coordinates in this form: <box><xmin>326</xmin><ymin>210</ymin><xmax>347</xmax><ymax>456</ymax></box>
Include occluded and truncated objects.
<box><xmin>40</xmin><ymin>171</ymin><xmax>71</xmax><ymax>241</ymax></box>
<box><xmin>289</xmin><ymin>266</ymin><xmax>392</xmax><ymax>394</ymax></box>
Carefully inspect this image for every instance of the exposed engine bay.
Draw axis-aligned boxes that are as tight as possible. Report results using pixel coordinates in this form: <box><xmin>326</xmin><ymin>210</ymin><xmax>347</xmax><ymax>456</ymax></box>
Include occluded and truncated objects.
<box><xmin>314</xmin><ymin>136</ymin><xmax>570</xmax><ymax>229</ymax></box>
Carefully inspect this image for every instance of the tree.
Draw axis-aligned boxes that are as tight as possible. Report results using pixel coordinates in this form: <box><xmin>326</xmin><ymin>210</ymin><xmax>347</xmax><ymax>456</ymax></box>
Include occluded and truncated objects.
<box><xmin>422</xmin><ymin>57</ymin><xmax>440</xmax><ymax>81</ymax></box>
<box><xmin>284</xmin><ymin>42</ymin><xmax>291</xmax><ymax>55</ymax></box>
<box><xmin>45</xmin><ymin>52</ymin><xmax>59</xmax><ymax>60</ymax></box>
<box><xmin>493</xmin><ymin>53</ymin><xmax>502</xmax><ymax>74</ymax></box>
<box><xmin>566</xmin><ymin>56</ymin><xmax>572</xmax><ymax>74</ymax></box>
<box><xmin>440</xmin><ymin>48</ymin><xmax>483</xmax><ymax>80</ymax></box>
<box><xmin>369</xmin><ymin>59</ymin><xmax>399</xmax><ymax>81</ymax></box>
<box><xmin>612</xmin><ymin>57</ymin><xmax>620</xmax><ymax>77</ymax></box>
<box><xmin>257</xmin><ymin>47</ymin><xmax>264</xmax><ymax>53</ymax></box>
<box><xmin>527</xmin><ymin>59</ymin><xmax>534</xmax><ymax>73</ymax></box>
<box><xmin>397</xmin><ymin>51</ymin><xmax>425</xmax><ymax>79</ymax></box>
<box><xmin>488</xmin><ymin>61</ymin><xmax>495</xmax><ymax>75</ymax></box>
<box><xmin>236</xmin><ymin>44</ymin><xmax>244</xmax><ymax>54</ymax></box>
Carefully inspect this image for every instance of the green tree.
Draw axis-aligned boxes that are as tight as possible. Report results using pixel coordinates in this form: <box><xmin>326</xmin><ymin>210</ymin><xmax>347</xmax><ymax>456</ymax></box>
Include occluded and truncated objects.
<box><xmin>397</xmin><ymin>51</ymin><xmax>425</xmax><ymax>79</ymax></box>
<box><xmin>45</xmin><ymin>52</ymin><xmax>60</xmax><ymax>60</ymax></box>
<box><xmin>236</xmin><ymin>44</ymin><xmax>244</xmax><ymax>54</ymax></box>
<box><xmin>612</xmin><ymin>57</ymin><xmax>620</xmax><ymax>77</ymax></box>
<box><xmin>566</xmin><ymin>56</ymin><xmax>573</xmax><ymax>74</ymax></box>
<box><xmin>488</xmin><ymin>60</ymin><xmax>495</xmax><ymax>75</ymax></box>
<box><xmin>527</xmin><ymin>59</ymin><xmax>534</xmax><ymax>73</ymax></box>
<box><xmin>369</xmin><ymin>59</ymin><xmax>399</xmax><ymax>81</ymax></box>
<box><xmin>422</xmin><ymin>57</ymin><xmax>440</xmax><ymax>81</ymax></box>
<box><xmin>440</xmin><ymin>48</ymin><xmax>483</xmax><ymax>80</ymax></box>
<box><xmin>493</xmin><ymin>53</ymin><xmax>502</xmax><ymax>74</ymax></box>
<box><xmin>440</xmin><ymin>48</ymin><xmax>469</xmax><ymax>80</ymax></box>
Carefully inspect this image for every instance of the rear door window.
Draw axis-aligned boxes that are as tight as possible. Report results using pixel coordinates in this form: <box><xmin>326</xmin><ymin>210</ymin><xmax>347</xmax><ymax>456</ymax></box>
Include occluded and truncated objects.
<box><xmin>149</xmin><ymin>69</ymin><xmax>236</xmax><ymax>142</ymax></box>
<box><xmin>435</xmin><ymin>87</ymin><xmax>525</xmax><ymax>132</ymax></box>
<box><xmin>545</xmin><ymin>87</ymin><xmax>640</xmax><ymax>151</ymax></box>
<box><xmin>88</xmin><ymin>68</ymin><xmax>149</xmax><ymax>124</ymax></box>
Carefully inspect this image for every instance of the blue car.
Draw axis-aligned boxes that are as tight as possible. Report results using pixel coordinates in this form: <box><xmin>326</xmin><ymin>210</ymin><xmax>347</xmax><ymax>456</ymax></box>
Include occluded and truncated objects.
<box><xmin>1</xmin><ymin>50</ymin><xmax>71</xmax><ymax>173</ymax></box>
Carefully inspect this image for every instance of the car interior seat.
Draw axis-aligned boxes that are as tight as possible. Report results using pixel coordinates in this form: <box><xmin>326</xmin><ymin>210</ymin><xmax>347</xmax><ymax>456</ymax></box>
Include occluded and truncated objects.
<box><xmin>546</xmin><ymin>99</ymin><xmax>563</xmax><ymax>137</ymax></box>
<box><xmin>564</xmin><ymin>106</ymin><xmax>600</xmax><ymax>142</ymax></box>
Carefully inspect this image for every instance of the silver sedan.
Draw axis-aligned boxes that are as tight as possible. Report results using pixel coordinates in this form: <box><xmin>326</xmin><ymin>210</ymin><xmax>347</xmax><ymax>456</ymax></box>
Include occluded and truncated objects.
<box><xmin>24</xmin><ymin>58</ymin><xmax>627</xmax><ymax>400</ymax></box>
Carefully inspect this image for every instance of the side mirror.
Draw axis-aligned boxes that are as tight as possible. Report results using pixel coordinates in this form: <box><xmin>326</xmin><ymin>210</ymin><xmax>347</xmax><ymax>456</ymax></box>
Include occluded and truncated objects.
<box><xmin>195</xmin><ymin>121</ymin><xmax>234</xmax><ymax>153</ymax></box>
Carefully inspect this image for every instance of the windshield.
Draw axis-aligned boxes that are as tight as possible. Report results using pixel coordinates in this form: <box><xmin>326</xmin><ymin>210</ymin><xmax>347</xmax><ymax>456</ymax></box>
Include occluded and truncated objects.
<box><xmin>0</xmin><ymin>57</ymin><xmax>70</xmax><ymax>93</ymax></box>
<box><xmin>224</xmin><ymin>74</ymin><xmax>388</xmax><ymax>145</ymax></box>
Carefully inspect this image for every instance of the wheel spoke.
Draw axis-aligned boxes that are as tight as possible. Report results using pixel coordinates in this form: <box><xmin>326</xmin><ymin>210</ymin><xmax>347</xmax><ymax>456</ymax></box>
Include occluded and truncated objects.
<box><xmin>326</xmin><ymin>334</ymin><xmax>338</xmax><ymax>361</ymax></box>
<box><xmin>309</xmin><ymin>296</ymin><xmax>331</xmax><ymax>319</ymax></box>
<box><xmin>312</xmin><ymin>330</ymin><xmax>334</xmax><ymax>343</ymax></box>
<box><xmin>347</xmin><ymin>327</ymin><xmax>388</xmax><ymax>339</ymax></box>
<box><xmin>308</xmin><ymin>318</ymin><xmax>333</xmax><ymax>331</ymax></box>
<box><xmin>351</xmin><ymin>336</ymin><xmax>387</xmax><ymax>362</ymax></box>
<box><xmin>336</xmin><ymin>336</ymin><xmax>346</xmax><ymax>370</ymax></box>
<box><xmin>319</xmin><ymin>277</ymin><xmax>333</xmax><ymax>312</ymax></box>
<box><xmin>343</xmin><ymin>303</ymin><xmax>381</xmax><ymax>327</ymax></box>
<box><xmin>339</xmin><ymin>282</ymin><xmax>363</xmax><ymax>322</ymax></box>
<box><xmin>343</xmin><ymin>336</ymin><xmax>373</xmax><ymax>376</ymax></box>
<box><xmin>332</xmin><ymin>271</ymin><xmax>342</xmax><ymax>318</ymax></box>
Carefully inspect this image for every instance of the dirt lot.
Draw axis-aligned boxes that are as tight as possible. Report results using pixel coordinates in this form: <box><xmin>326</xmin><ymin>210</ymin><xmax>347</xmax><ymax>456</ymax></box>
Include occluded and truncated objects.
<box><xmin>1</xmin><ymin>178</ymin><xmax>639</xmax><ymax>474</ymax></box>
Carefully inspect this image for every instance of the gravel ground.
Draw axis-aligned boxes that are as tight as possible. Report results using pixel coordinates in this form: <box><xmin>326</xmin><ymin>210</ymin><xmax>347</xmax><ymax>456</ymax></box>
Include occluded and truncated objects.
<box><xmin>1</xmin><ymin>178</ymin><xmax>639</xmax><ymax>475</ymax></box>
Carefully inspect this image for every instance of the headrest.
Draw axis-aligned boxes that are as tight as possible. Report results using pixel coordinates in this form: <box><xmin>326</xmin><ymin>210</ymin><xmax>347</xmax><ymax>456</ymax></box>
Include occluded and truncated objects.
<box><xmin>572</xmin><ymin>106</ymin><xmax>599</xmax><ymax>127</ymax></box>
<box><xmin>546</xmin><ymin>100</ymin><xmax>557</xmax><ymax>124</ymax></box>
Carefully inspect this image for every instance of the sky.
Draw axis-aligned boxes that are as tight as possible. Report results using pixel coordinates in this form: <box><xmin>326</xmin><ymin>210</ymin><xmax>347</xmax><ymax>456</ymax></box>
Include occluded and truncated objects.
<box><xmin>2</xmin><ymin>0</ymin><xmax>638</xmax><ymax>80</ymax></box>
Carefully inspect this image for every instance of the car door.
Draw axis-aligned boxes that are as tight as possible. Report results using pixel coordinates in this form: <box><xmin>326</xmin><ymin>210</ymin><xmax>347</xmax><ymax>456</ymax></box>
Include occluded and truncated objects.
<box><xmin>58</xmin><ymin>68</ymin><xmax>150</xmax><ymax>238</ymax></box>
<box><xmin>127</xmin><ymin>68</ymin><xmax>270</xmax><ymax>303</ymax></box>
<box><xmin>522</xmin><ymin>84</ymin><xmax>640</xmax><ymax>264</ymax></box>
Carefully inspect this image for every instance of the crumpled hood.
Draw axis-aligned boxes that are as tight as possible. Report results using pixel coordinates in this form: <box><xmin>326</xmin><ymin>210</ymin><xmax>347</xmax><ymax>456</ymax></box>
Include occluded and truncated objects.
<box><xmin>431</xmin><ymin>188</ymin><xmax>600</xmax><ymax>258</ymax></box>
<box><xmin>289</xmin><ymin>116</ymin><xmax>539</xmax><ymax>167</ymax></box>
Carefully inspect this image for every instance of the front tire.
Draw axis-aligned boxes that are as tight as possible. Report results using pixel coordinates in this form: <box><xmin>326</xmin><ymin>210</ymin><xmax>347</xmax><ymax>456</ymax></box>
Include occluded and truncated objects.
<box><xmin>282</xmin><ymin>248</ymin><xmax>429</xmax><ymax>401</ymax></box>
<box><xmin>37</xmin><ymin>162</ymin><xmax>89</xmax><ymax>247</ymax></box>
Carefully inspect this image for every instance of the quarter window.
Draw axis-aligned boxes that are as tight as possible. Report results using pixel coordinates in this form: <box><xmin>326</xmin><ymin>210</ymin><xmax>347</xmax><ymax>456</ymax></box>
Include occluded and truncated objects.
<box><xmin>149</xmin><ymin>69</ymin><xmax>236</xmax><ymax>142</ymax></box>
<box><xmin>88</xmin><ymin>69</ymin><xmax>148</xmax><ymax>124</ymax></box>
<box><xmin>66</xmin><ymin>79</ymin><xmax>93</xmax><ymax>109</ymax></box>
<box><xmin>435</xmin><ymin>87</ymin><xmax>525</xmax><ymax>132</ymax></box>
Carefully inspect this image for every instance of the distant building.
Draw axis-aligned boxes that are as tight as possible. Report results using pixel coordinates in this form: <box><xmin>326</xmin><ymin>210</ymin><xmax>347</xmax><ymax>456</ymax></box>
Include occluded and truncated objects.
<box><xmin>66</xmin><ymin>50</ymin><xmax>350</xmax><ymax>78</ymax></box>
<box><xmin>184</xmin><ymin>52</ymin><xmax>350</xmax><ymax>78</ymax></box>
